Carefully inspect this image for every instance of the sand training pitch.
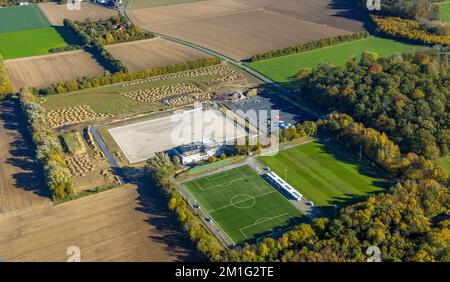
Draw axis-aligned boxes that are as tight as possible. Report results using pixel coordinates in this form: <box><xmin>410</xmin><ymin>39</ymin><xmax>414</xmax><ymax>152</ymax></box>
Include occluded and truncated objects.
<box><xmin>108</xmin><ymin>108</ymin><xmax>247</xmax><ymax>163</ymax></box>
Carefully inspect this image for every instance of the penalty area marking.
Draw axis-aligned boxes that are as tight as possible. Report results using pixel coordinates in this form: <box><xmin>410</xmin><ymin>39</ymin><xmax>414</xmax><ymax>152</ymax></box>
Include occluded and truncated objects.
<box><xmin>239</xmin><ymin>213</ymin><xmax>290</xmax><ymax>240</ymax></box>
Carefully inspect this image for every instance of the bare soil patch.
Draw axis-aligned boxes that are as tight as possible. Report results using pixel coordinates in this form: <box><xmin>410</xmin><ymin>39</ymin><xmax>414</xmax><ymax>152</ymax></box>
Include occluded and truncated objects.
<box><xmin>0</xmin><ymin>98</ymin><xmax>50</xmax><ymax>214</ymax></box>
<box><xmin>39</xmin><ymin>2</ymin><xmax>117</xmax><ymax>26</ymax></box>
<box><xmin>105</xmin><ymin>38</ymin><xmax>208</xmax><ymax>72</ymax></box>
<box><xmin>128</xmin><ymin>0</ymin><xmax>257</xmax><ymax>26</ymax></box>
<box><xmin>238</xmin><ymin>0</ymin><xmax>366</xmax><ymax>32</ymax></box>
<box><xmin>0</xmin><ymin>182</ymin><xmax>201</xmax><ymax>261</ymax></box>
<box><xmin>5</xmin><ymin>50</ymin><xmax>106</xmax><ymax>90</ymax></box>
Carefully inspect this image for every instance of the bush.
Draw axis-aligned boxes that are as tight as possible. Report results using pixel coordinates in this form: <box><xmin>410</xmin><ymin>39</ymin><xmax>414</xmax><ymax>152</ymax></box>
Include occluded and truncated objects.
<box><xmin>19</xmin><ymin>90</ymin><xmax>74</xmax><ymax>201</ymax></box>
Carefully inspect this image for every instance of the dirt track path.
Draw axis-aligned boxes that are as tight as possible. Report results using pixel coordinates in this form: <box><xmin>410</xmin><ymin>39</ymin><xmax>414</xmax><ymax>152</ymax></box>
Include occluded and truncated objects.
<box><xmin>0</xmin><ymin>183</ymin><xmax>201</xmax><ymax>262</ymax></box>
<box><xmin>0</xmin><ymin>98</ymin><xmax>51</xmax><ymax>214</ymax></box>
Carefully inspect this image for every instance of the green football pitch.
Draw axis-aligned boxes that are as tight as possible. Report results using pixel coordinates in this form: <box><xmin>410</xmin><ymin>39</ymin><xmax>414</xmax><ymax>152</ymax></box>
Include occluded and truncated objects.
<box><xmin>438</xmin><ymin>2</ymin><xmax>450</xmax><ymax>22</ymax></box>
<box><xmin>247</xmin><ymin>36</ymin><xmax>422</xmax><ymax>83</ymax></box>
<box><xmin>183</xmin><ymin>165</ymin><xmax>305</xmax><ymax>245</ymax></box>
<box><xmin>0</xmin><ymin>5</ymin><xmax>51</xmax><ymax>33</ymax></box>
<box><xmin>258</xmin><ymin>140</ymin><xmax>389</xmax><ymax>216</ymax></box>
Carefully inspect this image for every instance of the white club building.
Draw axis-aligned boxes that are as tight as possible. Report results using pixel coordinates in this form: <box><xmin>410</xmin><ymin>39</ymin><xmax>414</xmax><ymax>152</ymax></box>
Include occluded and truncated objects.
<box><xmin>174</xmin><ymin>138</ymin><xmax>224</xmax><ymax>165</ymax></box>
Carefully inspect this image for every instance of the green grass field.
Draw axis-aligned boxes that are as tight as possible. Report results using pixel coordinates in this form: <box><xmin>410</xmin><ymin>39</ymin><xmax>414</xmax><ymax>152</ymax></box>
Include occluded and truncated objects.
<box><xmin>59</xmin><ymin>131</ymin><xmax>82</xmax><ymax>155</ymax></box>
<box><xmin>0</xmin><ymin>28</ymin><xmax>67</xmax><ymax>59</ymax></box>
<box><xmin>127</xmin><ymin>0</ymin><xmax>200</xmax><ymax>9</ymax></box>
<box><xmin>257</xmin><ymin>140</ymin><xmax>389</xmax><ymax>216</ymax></box>
<box><xmin>247</xmin><ymin>36</ymin><xmax>423</xmax><ymax>83</ymax></box>
<box><xmin>438</xmin><ymin>2</ymin><xmax>450</xmax><ymax>22</ymax></box>
<box><xmin>183</xmin><ymin>165</ymin><xmax>305</xmax><ymax>245</ymax></box>
<box><xmin>0</xmin><ymin>5</ymin><xmax>50</xmax><ymax>33</ymax></box>
<box><xmin>442</xmin><ymin>156</ymin><xmax>450</xmax><ymax>174</ymax></box>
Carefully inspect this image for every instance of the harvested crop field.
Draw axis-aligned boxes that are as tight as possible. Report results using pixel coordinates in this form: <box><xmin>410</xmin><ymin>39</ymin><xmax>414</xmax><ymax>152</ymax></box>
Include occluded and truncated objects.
<box><xmin>4</xmin><ymin>50</ymin><xmax>106</xmax><ymax>90</ymax></box>
<box><xmin>127</xmin><ymin>0</ymin><xmax>201</xmax><ymax>9</ymax></box>
<box><xmin>0</xmin><ymin>98</ymin><xmax>50</xmax><ymax>214</ymax></box>
<box><xmin>39</xmin><ymin>2</ymin><xmax>118</xmax><ymax>26</ymax></box>
<box><xmin>0</xmin><ymin>184</ymin><xmax>201</xmax><ymax>262</ymax></box>
<box><xmin>239</xmin><ymin>0</ymin><xmax>366</xmax><ymax>33</ymax></box>
<box><xmin>128</xmin><ymin>0</ymin><xmax>364</xmax><ymax>60</ymax></box>
<box><xmin>105</xmin><ymin>38</ymin><xmax>208</xmax><ymax>72</ymax></box>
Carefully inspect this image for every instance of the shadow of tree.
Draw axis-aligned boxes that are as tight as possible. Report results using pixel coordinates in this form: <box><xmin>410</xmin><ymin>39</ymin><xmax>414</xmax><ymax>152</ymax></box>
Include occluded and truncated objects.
<box><xmin>0</xmin><ymin>97</ymin><xmax>49</xmax><ymax>199</ymax></box>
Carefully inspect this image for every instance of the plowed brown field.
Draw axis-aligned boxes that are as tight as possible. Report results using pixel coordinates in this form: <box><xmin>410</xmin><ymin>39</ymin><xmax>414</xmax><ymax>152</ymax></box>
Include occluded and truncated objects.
<box><xmin>105</xmin><ymin>38</ymin><xmax>208</xmax><ymax>71</ymax></box>
<box><xmin>0</xmin><ymin>183</ymin><xmax>201</xmax><ymax>261</ymax></box>
<box><xmin>128</xmin><ymin>0</ymin><xmax>363</xmax><ymax>60</ymax></box>
<box><xmin>39</xmin><ymin>2</ymin><xmax>117</xmax><ymax>26</ymax></box>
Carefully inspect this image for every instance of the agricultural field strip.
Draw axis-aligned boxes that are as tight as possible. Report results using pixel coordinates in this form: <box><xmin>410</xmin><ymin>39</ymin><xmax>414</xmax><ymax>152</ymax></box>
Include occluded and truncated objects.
<box><xmin>0</xmin><ymin>5</ymin><xmax>51</xmax><ymax>33</ymax></box>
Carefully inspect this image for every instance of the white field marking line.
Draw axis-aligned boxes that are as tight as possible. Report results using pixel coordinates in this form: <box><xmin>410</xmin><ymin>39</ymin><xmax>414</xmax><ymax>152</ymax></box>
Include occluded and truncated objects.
<box><xmin>201</xmin><ymin>201</ymin><xmax>237</xmax><ymax>246</ymax></box>
<box><xmin>237</xmin><ymin>168</ymin><xmax>247</xmax><ymax>178</ymax></box>
<box><xmin>204</xmin><ymin>171</ymin><xmax>233</xmax><ymax>182</ymax></box>
<box><xmin>197</xmin><ymin>176</ymin><xmax>246</xmax><ymax>192</ymax></box>
<box><xmin>239</xmin><ymin>213</ymin><xmax>290</xmax><ymax>239</ymax></box>
<box><xmin>206</xmin><ymin>190</ymin><xmax>276</xmax><ymax>214</ymax></box>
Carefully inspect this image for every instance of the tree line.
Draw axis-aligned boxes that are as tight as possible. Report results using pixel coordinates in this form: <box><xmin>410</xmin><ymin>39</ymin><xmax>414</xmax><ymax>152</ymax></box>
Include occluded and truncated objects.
<box><xmin>0</xmin><ymin>55</ymin><xmax>14</xmax><ymax>99</ymax></box>
<box><xmin>357</xmin><ymin>0</ymin><xmax>442</xmax><ymax>21</ymax></box>
<box><xmin>250</xmin><ymin>32</ymin><xmax>369</xmax><ymax>62</ymax></box>
<box><xmin>63</xmin><ymin>19</ymin><xmax>128</xmax><ymax>73</ymax></box>
<box><xmin>296</xmin><ymin>51</ymin><xmax>450</xmax><ymax>163</ymax></box>
<box><xmin>33</xmin><ymin>57</ymin><xmax>221</xmax><ymax>95</ymax></box>
<box><xmin>19</xmin><ymin>90</ymin><xmax>74</xmax><ymax>201</ymax></box>
<box><xmin>373</xmin><ymin>15</ymin><xmax>450</xmax><ymax>45</ymax></box>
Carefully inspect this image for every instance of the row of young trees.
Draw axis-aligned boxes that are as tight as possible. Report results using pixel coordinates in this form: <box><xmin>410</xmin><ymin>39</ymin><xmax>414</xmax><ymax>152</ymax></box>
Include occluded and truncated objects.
<box><xmin>19</xmin><ymin>91</ymin><xmax>74</xmax><ymax>201</ymax></box>
<box><xmin>225</xmin><ymin>113</ymin><xmax>449</xmax><ymax>262</ymax></box>
<box><xmin>63</xmin><ymin>19</ymin><xmax>128</xmax><ymax>73</ymax></box>
<box><xmin>0</xmin><ymin>55</ymin><xmax>14</xmax><ymax>98</ymax></box>
<box><xmin>296</xmin><ymin>51</ymin><xmax>450</xmax><ymax>161</ymax></box>
<box><xmin>249</xmin><ymin>32</ymin><xmax>369</xmax><ymax>62</ymax></box>
<box><xmin>33</xmin><ymin>57</ymin><xmax>221</xmax><ymax>95</ymax></box>
<box><xmin>80</xmin><ymin>15</ymin><xmax>154</xmax><ymax>45</ymax></box>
